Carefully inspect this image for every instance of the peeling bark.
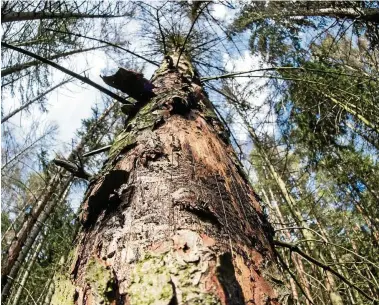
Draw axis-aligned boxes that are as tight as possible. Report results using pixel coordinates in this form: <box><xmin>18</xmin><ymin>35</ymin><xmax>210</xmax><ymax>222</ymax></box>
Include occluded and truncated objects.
<box><xmin>52</xmin><ymin>54</ymin><xmax>281</xmax><ymax>305</ymax></box>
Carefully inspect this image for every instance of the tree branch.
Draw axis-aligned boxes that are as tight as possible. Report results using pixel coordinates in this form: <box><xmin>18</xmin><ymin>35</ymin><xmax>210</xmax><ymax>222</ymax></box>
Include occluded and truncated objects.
<box><xmin>2</xmin><ymin>45</ymin><xmax>107</xmax><ymax>77</ymax></box>
<box><xmin>201</xmin><ymin>66</ymin><xmax>377</xmax><ymax>82</ymax></box>
<box><xmin>45</xmin><ymin>28</ymin><xmax>160</xmax><ymax>67</ymax></box>
<box><xmin>274</xmin><ymin>249</ymin><xmax>315</xmax><ymax>305</ymax></box>
<box><xmin>176</xmin><ymin>2</ymin><xmax>210</xmax><ymax>67</ymax></box>
<box><xmin>1</xmin><ymin>78</ymin><xmax>73</xmax><ymax>123</ymax></box>
<box><xmin>82</xmin><ymin>145</ymin><xmax>111</xmax><ymax>157</ymax></box>
<box><xmin>274</xmin><ymin>239</ymin><xmax>378</xmax><ymax>303</ymax></box>
<box><xmin>2</xmin><ymin>42</ymin><xmax>130</xmax><ymax>105</ymax></box>
<box><xmin>1</xmin><ymin>11</ymin><xmax>125</xmax><ymax>23</ymax></box>
<box><xmin>53</xmin><ymin>159</ymin><xmax>90</xmax><ymax>180</ymax></box>
<box><xmin>156</xmin><ymin>10</ymin><xmax>167</xmax><ymax>55</ymax></box>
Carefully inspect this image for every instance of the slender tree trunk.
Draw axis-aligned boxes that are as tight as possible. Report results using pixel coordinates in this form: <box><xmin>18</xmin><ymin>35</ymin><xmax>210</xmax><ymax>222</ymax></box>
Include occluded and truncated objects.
<box><xmin>43</xmin><ymin>274</ymin><xmax>57</xmax><ymax>305</ymax></box>
<box><xmin>1</xmin><ymin>172</ymin><xmax>63</xmax><ymax>289</ymax></box>
<box><xmin>1</xmin><ymin>103</ymin><xmax>116</xmax><ymax>299</ymax></box>
<box><xmin>314</xmin><ymin>219</ymin><xmax>362</xmax><ymax>305</ymax></box>
<box><xmin>232</xmin><ymin>111</ymin><xmax>345</xmax><ymax>305</ymax></box>
<box><xmin>10</xmin><ymin>236</ymin><xmax>45</xmax><ymax>305</ymax></box>
<box><xmin>264</xmin><ymin>187</ymin><xmax>314</xmax><ymax>305</ymax></box>
<box><xmin>1</xmin><ymin>12</ymin><xmax>124</xmax><ymax>23</ymax></box>
<box><xmin>261</xmin><ymin>189</ymin><xmax>300</xmax><ymax>305</ymax></box>
<box><xmin>1</xmin><ymin>179</ymin><xmax>72</xmax><ymax>302</ymax></box>
<box><xmin>51</xmin><ymin>53</ymin><xmax>281</xmax><ymax>304</ymax></box>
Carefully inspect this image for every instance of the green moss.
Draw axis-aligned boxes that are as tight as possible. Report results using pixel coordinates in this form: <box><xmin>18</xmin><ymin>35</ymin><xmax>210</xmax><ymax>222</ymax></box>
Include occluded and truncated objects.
<box><xmin>128</xmin><ymin>252</ymin><xmax>220</xmax><ymax>305</ymax></box>
<box><xmin>51</xmin><ymin>275</ymin><xmax>76</xmax><ymax>305</ymax></box>
<box><xmin>203</xmin><ymin>107</ymin><xmax>218</xmax><ymax>120</ymax></box>
<box><xmin>108</xmin><ymin>131</ymin><xmax>137</xmax><ymax>160</ymax></box>
<box><xmin>128</xmin><ymin>255</ymin><xmax>174</xmax><ymax>305</ymax></box>
<box><xmin>84</xmin><ymin>258</ymin><xmax>115</xmax><ymax>304</ymax></box>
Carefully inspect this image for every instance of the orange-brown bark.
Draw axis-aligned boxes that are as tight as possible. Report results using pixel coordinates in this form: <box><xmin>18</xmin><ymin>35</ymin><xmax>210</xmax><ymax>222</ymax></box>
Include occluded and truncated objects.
<box><xmin>52</xmin><ymin>54</ymin><xmax>281</xmax><ymax>305</ymax></box>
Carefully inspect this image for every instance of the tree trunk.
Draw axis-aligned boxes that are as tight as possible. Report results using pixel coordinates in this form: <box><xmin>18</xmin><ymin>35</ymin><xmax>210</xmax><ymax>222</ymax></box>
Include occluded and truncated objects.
<box><xmin>10</xmin><ymin>236</ymin><xmax>45</xmax><ymax>305</ymax></box>
<box><xmin>51</xmin><ymin>54</ymin><xmax>281</xmax><ymax>305</ymax></box>
<box><xmin>1</xmin><ymin>103</ymin><xmax>116</xmax><ymax>298</ymax></box>
<box><xmin>1</xmin><ymin>178</ymin><xmax>72</xmax><ymax>302</ymax></box>
<box><xmin>263</xmin><ymin>187</ymin><xmax>313</xmax><ymax>305</ymax></box>
<box><xmin>1</xmin><ymin>12</ymin><xmax>123</xmax><ymax>23</ymax></box>
<box><xmin>230</xmin><ymin>110</ymin><xmax>344</xmax><ymax>305</ymax></box>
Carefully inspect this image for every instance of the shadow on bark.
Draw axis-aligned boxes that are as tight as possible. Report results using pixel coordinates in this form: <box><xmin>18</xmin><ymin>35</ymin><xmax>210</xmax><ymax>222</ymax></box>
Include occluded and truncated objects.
<box><xmin>83</xmin><ymin>170</ymin><xmax>130</xmax><ymax>226</ymax></box>
<box><xmin>217</xmin><ymin>252</ymin><xmax>245</xmax><ymax>305</ymax></box>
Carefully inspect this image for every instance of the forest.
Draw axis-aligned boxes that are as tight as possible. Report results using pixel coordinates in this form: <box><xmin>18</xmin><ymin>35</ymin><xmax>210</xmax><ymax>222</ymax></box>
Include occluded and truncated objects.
<box><xmin>1</xmin><ymin>1</ymin><xmax>378</xmax><ymax>305</ymax></box>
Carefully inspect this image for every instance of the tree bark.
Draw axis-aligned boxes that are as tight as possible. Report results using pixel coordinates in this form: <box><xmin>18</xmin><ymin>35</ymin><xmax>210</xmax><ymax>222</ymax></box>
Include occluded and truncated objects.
<box><xmin>51</xmin><ymin>54</ymin><xmax>281</xmax><ymax>304</ymax></box>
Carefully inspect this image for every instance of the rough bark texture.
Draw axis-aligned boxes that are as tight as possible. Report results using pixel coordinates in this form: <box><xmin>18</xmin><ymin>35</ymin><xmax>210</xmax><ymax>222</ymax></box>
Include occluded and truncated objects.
<box><xmin>52</xmin><ymin>54</ymin><xmax>282</xmax><ymax>305</ymax></box>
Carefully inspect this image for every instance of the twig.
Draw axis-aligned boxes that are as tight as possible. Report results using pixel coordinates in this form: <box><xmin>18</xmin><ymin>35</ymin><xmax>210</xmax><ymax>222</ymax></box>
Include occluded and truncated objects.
<box><xmin>176</xmin><ymin>2</ymin><xmax>210</xmax><ymax>67</ymax></box>
<box><xmin>82</xmin><ymin>145</ymin><xmax>111</xmax><ymax>157</ymax></box>
<box><xmin>201</xmin><ymin>66</ymin><xmax>377</xmax><ymax>82</ymax></box>
<box><xmin>45</xmin><ymin>28</ymin><xmax>160</xmax><ymax>66</ymax></box>
<box><xmin>275</xmin><ymin>227</ymin><xmax>327</xmax><ymax>242</ymax></box>
<box><xmin>1</xmin><ymin>78</ymin><xmax>73</xmax><ymax>123</ymax></box>
<box><xmin>275</xmin><ymin>249</ymin><xmax>315</xmax><ymax>305</ymax></box>
<box><xmin>156</xmin><ymin>10</ymin><xmax>167</xmax><ymax>55</ymax></box>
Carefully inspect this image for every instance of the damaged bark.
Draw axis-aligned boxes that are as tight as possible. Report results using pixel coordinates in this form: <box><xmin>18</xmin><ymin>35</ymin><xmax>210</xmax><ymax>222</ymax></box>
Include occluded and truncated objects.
<box><xmin>51</xmin><ymin>53</ymin><xmax>282</xmax><ymax>305</ymax></box>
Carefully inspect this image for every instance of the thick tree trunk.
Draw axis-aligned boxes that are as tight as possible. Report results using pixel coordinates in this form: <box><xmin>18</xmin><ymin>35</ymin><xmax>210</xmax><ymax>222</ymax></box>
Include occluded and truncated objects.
<box><xmin>51</xmin><ymin>54</ymin><xmax>281</xmax><ymax>304</ymax></box>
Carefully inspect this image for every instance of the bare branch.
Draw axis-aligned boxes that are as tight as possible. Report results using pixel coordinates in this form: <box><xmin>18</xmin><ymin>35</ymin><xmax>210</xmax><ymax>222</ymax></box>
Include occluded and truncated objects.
<box><xmin>2</xmin><ymin>42</ymin><xmax>130</xmax><ymax>104</ymax></box>
<box><xmin>176</xmin><ymin>2</ymin><xmax>210</xmax><ymax>66</ymax></box>
<box><xmin>2</xmin><ymin>45</ymin><xmax>107</xmax><ymax>77</ymax></box>
<box><xmin>274</xmin><ymin>239</ymin><xmax>378</xmax><ymax>303</ymax></box>
<box><xmin>45</xmin><ymin>28</ymin><xmax>160</xmax><ymax>66</ymax></box>
<box><xmin>1</xmin><ymin>78</ymin><xmax>73</xmax><ymax>123</ymax></box>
